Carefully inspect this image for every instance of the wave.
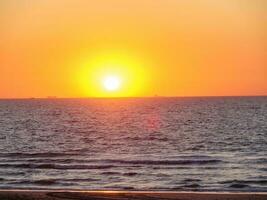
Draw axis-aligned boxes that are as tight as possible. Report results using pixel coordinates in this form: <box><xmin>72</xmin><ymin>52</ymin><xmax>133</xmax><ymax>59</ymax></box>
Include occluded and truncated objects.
<box><xmin>0</xmin><ymin>158</ymin><xmax>222</xmax><ymax>171</ymax></box>
<box><xmin>0</xmin><ymin>163</ymin><xmax>115</xmax><ymax>170</ymax></box>
<box><xmin>182</xmin><ymin>183</ymin><xmax>201</xmax><ymax>188</ymax></box>
<box><xmin>220</xmin><ymin>179</ymin><xmax>267</xmax><ymax>185</ymax></box>
<box><xmin>101</xmin><ymin>171</ymin><xmax>138</xmax><ymax>176</ymax></box>
<box><xmin>0</xmin><ymin>158</ymin><xmax>222</xmax><ymax>165</ymax></box>
<box><xmin>255</xmin><ymin>158</ymin><xmax>267</xmax><ymax>164</ymax></box>
<box><xmin>7</xmin><ymin>177</ymin><xmax>101</xmax><ymax>186</ymax></box>
<box><xmin>182</xmin><ymin>178</ymin><xmax>201</xmax><ymax>182</ymax></box>
<box><xmin>229</xmin><ymin>183</ymin><xmax>249</xmax><ymax>189</ymax></box>
<box><xmin>0</xmin><ymin>152</ymin><xmax>78</xmax><ymax>158</ymax></box>
<box><xmin>33</xmin><ymin>179</ymin><xmax>58</xmax><ymax>185</ymax></box>
<box><xmin>123</xmin><ymin>172</ymin><xmax>138</xmax><ymax>176</ymax></box>
<box><xmin>8</xmin><ymin>179</ymin><xmax>57</xmax><ymax>186</ymax></box>
<box><xmin>105</xmin><ymin>159</ymin><xmax>222</xmax><ymax>165</ymax></box>
<box><xmin>101</xmin><ymin>171</ymin><xmax>121</xmax><ymax>175</ymax></box>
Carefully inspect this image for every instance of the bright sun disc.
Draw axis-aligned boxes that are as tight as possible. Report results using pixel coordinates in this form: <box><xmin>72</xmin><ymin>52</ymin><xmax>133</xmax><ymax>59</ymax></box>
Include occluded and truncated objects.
<box><xmin>103</xmin><ymin>76</ymin><xmax>121</xmax><ymax>91</ymax></box>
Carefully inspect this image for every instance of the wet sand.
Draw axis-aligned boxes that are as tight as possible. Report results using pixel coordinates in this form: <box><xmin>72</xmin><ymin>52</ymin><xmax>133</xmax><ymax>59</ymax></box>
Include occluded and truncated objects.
<box><xmin>0</xmin><ymin>190</ymin><xmax>266</xmax><ymax>200</ymax></box>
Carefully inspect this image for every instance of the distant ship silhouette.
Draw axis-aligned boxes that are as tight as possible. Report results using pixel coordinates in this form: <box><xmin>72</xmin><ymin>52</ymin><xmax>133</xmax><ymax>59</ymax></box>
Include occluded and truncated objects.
<box><xmin>47</xmin><ymin>96</ymin><xmax>57</xmax><ymax>99</ymax></box>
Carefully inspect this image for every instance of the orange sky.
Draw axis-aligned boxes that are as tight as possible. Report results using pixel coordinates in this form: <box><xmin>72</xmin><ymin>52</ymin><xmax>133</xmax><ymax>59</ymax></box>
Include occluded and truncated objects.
<box><xmin>0</xmin><ymin>0</ymin><xmax>266</xmax><ymax>98</ymax></box>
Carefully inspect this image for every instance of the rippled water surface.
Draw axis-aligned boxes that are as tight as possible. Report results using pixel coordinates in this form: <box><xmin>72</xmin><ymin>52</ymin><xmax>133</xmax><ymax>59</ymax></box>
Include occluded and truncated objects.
<box><xmin>0</xmin><ymin>97</ymin><xmax>266</xmax><ymax>191</ymax></box>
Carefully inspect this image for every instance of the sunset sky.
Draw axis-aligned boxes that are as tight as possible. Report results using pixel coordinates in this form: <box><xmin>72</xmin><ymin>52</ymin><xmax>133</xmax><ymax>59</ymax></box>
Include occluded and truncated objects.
<box><xmin>0</xmin><ymin>0</ymin><xmax>266</xmax><ymax>98</ymax></box>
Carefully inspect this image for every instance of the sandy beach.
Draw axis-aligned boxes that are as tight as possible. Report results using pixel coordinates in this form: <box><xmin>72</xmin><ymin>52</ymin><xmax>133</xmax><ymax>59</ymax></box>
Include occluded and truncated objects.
<box><xmin>0</xmin><ymin>190</ymin><xmax>266</xmax><ymax>200</ymax></box>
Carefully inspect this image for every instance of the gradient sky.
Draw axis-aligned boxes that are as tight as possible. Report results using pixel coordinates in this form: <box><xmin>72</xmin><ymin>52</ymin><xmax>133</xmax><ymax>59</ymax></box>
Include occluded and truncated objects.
<box><xmin>1</xmin><ymin>0</ymin><xmax>266</xmax><ymax>98</ymax></box>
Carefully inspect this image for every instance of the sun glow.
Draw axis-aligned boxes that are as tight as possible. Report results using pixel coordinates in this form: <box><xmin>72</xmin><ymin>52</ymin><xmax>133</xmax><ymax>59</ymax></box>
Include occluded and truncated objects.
<box><xmin>103</xmin><ymin>76</ymin><xmax>121</xmax><ymax>91</ymax></box>
<box><xmin>75</xmin><ymin>50</ymin><xmax>149</xmax><ymax>97</ymax></box>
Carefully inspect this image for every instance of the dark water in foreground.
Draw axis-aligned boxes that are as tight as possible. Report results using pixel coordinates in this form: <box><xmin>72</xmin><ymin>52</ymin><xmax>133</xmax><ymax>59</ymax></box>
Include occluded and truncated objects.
<box><xmin>0</xmin><ymin>97</ymin><xmax>266</xmax><ymax>191</ymax></box>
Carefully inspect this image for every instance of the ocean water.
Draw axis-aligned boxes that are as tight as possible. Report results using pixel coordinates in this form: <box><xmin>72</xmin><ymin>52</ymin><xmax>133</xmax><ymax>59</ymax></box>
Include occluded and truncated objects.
<box><xmin>0</xmin><ymin>97</ymin><xmax>266</xmax><ymax>191</ymax></box>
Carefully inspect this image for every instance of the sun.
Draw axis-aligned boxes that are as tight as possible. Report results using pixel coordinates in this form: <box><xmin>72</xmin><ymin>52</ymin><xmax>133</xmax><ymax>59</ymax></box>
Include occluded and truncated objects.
<box><xmin>76</xmin><ymin>50</ymin><xmax>148</xmax><ymax>97</ymax></box>
<box><xmin>103</xmin><ymin>75</ymin><xmax>121</xmax><ymax>91</ymax></box>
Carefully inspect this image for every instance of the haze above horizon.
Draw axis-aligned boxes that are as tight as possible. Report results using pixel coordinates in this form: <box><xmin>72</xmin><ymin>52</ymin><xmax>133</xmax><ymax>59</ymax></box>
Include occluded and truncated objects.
<box><xmin>1</xmin><ymin>0</ymin><xmax>266</xmax><ymax>98</ymax></box>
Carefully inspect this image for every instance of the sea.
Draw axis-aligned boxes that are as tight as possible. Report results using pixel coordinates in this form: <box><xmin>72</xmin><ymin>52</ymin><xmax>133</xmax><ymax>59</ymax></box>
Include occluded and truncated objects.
<box><xmin>0</xmin><ymin>97</ymin><xmax>266</xmax><ymax>191</ymax></box>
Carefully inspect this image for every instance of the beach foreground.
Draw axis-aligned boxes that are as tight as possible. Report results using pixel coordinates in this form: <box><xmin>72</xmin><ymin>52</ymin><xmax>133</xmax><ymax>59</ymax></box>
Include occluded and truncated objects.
<box><xmin>0</xmin><ymin>190</ymin><xmax>266</xmax><ymax>200</ymax></box>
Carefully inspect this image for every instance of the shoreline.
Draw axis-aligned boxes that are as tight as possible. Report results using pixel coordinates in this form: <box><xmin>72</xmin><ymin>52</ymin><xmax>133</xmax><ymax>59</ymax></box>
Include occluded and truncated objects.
<box><xmin>0</xmin><ymin>190</ymin><xmax>266</xmax><ymax>200</ymax></box>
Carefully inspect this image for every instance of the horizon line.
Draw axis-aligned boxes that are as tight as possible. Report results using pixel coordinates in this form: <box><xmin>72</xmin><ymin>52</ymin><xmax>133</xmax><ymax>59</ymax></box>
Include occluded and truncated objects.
<box><xmin>0</xmin><ymin>95</ymin><xmax>266</xmax><ymax>100</ymax></box>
